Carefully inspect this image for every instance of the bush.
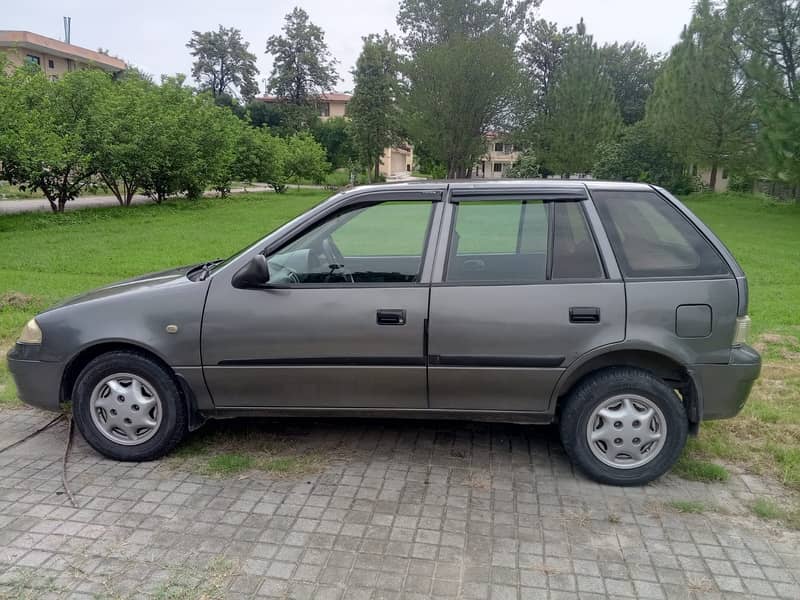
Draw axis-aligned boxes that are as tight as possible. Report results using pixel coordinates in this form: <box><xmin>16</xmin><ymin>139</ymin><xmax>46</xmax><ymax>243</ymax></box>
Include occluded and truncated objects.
<box><xmin>728</xmin><ymin>173</ymin><xmax>756</xmax><ymax>193</ymax></box>
<box><xmin>233</xmin><ymin>127</ymin><xmax>288</xmax><ymax>192</ymax></box>
<box><xmin>285</xmin><ymin>132</ymin><xmax>330</xmax><ymax>185</ymax></box>
<box><xmin>593</xmin><ymin>122</ymin><xmax>696</xmax><ymax>194</ymax></box>
<box><xmin>507</xmin><ymin>151</ymin><xmax>540</xmax><ymax>178</ymax></box>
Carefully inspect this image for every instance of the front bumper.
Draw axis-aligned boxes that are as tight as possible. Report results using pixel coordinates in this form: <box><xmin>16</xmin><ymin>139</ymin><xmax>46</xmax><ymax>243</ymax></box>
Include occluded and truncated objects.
<box><xmin>692</xmin><ymin>345</ymin><xmax>762</xmax><ymax>420</ymax></box>
<box><xmin>6</xmin><ymin>344</ymin><xmax>65</xmax><ymax>412</ymax></box>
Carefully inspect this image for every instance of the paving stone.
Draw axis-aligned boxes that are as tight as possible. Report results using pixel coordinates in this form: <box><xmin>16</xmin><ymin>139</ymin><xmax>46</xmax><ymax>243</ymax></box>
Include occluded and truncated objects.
<box><xmin>0</xmin><ymin>408</ymin><xmax>797</xmax><ymax>599</ymax></box>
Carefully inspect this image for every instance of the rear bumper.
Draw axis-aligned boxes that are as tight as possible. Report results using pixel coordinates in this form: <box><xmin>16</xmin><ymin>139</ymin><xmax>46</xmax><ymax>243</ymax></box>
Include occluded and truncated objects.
<box><xmin>6</xmin><ymin>344</ymin><xmax>64</xmax><ymax>412</ymax></box>
<box><xmin>692</xmin><ymin>345</ymin><xmax>761</xmax><ymax>420</ymax></box>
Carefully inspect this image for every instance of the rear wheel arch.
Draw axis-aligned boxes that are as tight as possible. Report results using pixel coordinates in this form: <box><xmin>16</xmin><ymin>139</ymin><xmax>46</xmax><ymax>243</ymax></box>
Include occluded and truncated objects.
<box><xmin>553</xmin><ymin>348</ymin><xmax>700</xmax><ymax>424</ymax></box>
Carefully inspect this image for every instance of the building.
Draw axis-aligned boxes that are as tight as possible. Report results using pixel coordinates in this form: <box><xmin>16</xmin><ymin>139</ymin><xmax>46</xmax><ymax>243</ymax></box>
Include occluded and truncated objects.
<box><xmin>473</xmin><ymin>133</ymin><xmax>521</xmax><ymax>178</ymax></box>
<box><xmin>694</xmin><ymin>165</ymin><xmax>730</xmax><ymax>192</ymax></box>
<box><xmin>257</xmin><ymin>93</ymin><xmax>414</xmax><ymax>179</ymax></box>
<box><xmin>0</xmin><ymin>30</ymin><xmax>125</xmax><ymax>79</ymax></box>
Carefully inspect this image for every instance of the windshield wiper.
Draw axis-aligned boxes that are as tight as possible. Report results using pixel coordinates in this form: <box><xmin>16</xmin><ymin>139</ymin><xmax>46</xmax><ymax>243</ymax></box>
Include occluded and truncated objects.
<box><xmin>190</xmin><ymin>259</ymin><xmax>224</xmax><ymax>281</ymax></box>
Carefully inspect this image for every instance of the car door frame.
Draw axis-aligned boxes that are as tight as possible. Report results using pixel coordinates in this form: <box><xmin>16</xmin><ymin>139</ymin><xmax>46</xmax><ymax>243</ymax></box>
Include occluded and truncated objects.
<box><xmin>200</xmin><ymin>187</ymin><xmax>446</xmax><ymax>410</ymax></box>
<box><xmin>425</xmin><ymin>183</ymin><xmax>626</xmax><ymax>416</ymax></box>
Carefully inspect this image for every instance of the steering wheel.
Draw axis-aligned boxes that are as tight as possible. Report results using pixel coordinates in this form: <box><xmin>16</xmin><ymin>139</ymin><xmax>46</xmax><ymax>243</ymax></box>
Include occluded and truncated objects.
<box><xmin>322</xmin><ymin>237</ymin><xmax>354</xmax><ymax>283</ymax></box>
<box><xmin>270</xmin><ymin>261</ymin><xmax>302</xmax><ymax>284</ymax></box>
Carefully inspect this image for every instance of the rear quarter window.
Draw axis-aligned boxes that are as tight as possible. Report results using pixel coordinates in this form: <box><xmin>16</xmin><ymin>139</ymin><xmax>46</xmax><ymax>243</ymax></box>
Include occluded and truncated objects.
<box><xmin>592</xmin><ymin>190</ymin><xmax>730</xmax><ymax>278</ymax></box>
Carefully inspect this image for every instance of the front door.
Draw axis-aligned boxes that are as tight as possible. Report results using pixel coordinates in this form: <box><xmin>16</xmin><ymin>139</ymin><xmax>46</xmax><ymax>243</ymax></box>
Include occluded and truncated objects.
<box><xmin>428</xmin><ymin>195</ymin><xmax>626</xmax><ymax>413</ymax></box>
<box><xmin>202</xmin><ymin>199</ymin><xmax>438</xmax><ymax>409</ymax></box>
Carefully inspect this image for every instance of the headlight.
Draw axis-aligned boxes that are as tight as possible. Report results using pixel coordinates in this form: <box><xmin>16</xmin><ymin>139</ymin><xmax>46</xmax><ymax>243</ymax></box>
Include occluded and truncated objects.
<box><xmin>18</xmin><ymin>318</ymin><xmax>42</xmax><ymax>345</ymax></box>
<box><xmin>732</xmin><ymin>315</ymin><xmax>751</xmax><ymax>346</ymax></box>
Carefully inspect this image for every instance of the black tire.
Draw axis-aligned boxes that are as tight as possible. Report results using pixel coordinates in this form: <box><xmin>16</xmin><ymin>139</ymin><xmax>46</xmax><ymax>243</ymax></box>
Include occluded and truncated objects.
<box><xmin>559</xmin><ymin>367</ymin><xmax>688</xmax><ymax>486</ymax></box>
<box><xmin>72</xmin><ymin>350</ymin><xmax>187</xmax><ymax>461</ymax></box>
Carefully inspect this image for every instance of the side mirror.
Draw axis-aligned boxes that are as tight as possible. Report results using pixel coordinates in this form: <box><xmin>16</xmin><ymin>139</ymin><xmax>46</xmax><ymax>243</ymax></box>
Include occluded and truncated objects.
<box><xmin>232</xmin><ymin>254</ymin><xmax>269</xmax><ymax>289</ymax></box>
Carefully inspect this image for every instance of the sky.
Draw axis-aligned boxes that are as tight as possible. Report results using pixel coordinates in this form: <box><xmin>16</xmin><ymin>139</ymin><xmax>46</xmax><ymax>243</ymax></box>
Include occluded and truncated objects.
<box><xmin>4</xmin><ymin>0</ymin><xmax>696</xmax><ymax>92</ymax></box>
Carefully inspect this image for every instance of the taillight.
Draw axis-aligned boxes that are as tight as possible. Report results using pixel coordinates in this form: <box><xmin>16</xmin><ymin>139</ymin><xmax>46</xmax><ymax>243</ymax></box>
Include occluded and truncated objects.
<box><xmin>732</xmin><ymin>315</ymin><xmax>751</xmax><ymax>347</ymax></box>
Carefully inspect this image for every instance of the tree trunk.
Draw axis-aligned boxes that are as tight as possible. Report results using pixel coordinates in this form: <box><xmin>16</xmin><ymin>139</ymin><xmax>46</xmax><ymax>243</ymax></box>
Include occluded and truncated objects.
<box><xmin>709</xmin><ymin>164</ymin><xmax>718</xmax><ymax>192</ymax></box>
<box><xmin>101</xmin><ymin>174</ymin><xmax>124</xmax><ymax>206</ymax></box>
<box><xmin>373</xmin><ymin>160</ymin><xmax>380</xmax><ymax>182</ymax></box>
<box><xmin>125</xmin><ymin>187</ymin><xmax>136</xmax><ymax>207</ymax></box>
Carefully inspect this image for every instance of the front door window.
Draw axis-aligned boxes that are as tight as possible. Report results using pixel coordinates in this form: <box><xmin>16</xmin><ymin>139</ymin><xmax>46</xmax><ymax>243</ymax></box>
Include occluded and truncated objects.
<box><xmin>267</xmin><ymin>201</ymin><xmax>434</xmax><ymax>285</ymax></box>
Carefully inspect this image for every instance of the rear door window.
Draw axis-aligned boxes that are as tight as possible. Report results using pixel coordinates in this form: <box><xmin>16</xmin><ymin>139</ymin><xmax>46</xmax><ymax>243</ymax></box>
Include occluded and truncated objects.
<box><xmin>447</xmin><ymin>201</ymin><xmax>548</xmax><ymax>283</ymax></box>
<box><xmin>592</xmin><ymin>190</ymin><xmax>730</xmax><ymax>278</ymax></box>
<box><xmin>552</xmin><ymin>202</ymin><xmax>605</xmax><ymax>279</ymax></box>
<box><xmin>445</xmin><ymin>199</ymin><xmax>605</xmax><ymax>283</ymax></box>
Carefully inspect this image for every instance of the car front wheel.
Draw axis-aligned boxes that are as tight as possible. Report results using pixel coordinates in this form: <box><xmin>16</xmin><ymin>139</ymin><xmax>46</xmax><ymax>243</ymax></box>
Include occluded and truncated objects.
<box><xmin>72</xmin><ymin>350</ymin><xmax>187</xmax><ymax>461</ymax></box>
<box><xmin>559</xmin><ymin>367</ymin><xmax>688</xmax><ymax>486</ymax></box>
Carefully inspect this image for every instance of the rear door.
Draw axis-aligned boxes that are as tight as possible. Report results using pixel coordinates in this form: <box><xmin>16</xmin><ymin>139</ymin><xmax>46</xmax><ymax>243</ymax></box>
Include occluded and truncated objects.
<box><xmin>427</xmin><ymin>188</ymin><xmax>626</xmax><ymax>413</ymax></box>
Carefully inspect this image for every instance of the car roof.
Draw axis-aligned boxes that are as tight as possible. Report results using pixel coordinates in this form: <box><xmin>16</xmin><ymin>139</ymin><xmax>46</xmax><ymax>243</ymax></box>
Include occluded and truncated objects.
<box><xmin>342</xmin><ymin>179</ymin><xmax>655</xmax><ymax>196</ymax></box>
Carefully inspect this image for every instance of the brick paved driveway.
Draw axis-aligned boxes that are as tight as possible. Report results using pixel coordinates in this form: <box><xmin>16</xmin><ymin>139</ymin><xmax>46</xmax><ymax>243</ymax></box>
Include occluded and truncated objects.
<box><xmin>0</xmin><ymin>407</ymin><xmax>798</xmax><ymax>600</ymax></box>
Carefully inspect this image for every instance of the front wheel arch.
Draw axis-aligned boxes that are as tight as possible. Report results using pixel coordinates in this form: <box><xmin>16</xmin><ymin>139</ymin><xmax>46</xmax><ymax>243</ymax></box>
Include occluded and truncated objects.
<box><xmin>60</xmin><ymin>342</ymin><xmax>201</xmax><ymax>426</ymax></box>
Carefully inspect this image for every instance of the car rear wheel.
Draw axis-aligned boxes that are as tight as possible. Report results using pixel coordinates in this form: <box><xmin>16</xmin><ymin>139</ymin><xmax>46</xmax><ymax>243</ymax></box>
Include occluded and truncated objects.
<box><xmin>72</xmin><ymin>351</ymin><xmax>187</xmax><ymax>461</ymax></box>
<box><xmin>559</xmin><ymin>367</ymin><xmax>688</xmax><ymax>486</ymax></box>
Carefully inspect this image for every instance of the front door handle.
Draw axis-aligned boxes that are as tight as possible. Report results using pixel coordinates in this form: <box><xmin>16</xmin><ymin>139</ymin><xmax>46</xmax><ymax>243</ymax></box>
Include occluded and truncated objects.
<box><xmin>377</xmin><ymin>309</ymin><xmax>407</xmax><ymax>326</ymax></box>
<box><xmin>570</xmin><ymin>306</ymin><xmax>600</xmax><ymax>323</ymax></box>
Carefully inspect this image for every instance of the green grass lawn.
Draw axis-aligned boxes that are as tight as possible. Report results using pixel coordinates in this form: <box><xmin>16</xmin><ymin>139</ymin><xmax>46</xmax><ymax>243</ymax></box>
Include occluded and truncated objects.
<box><xmin>0</xmin><ymin>189</ymin><xmax>798</xmax><ymax>496</ymax></box>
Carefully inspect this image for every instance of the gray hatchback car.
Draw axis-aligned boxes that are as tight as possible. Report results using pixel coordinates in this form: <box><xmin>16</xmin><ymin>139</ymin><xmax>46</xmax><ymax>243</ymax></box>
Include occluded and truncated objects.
<box><xmin>8</xmin><ymin>180</ymin><xmax>761</xmax><ymax>485</ymax></box>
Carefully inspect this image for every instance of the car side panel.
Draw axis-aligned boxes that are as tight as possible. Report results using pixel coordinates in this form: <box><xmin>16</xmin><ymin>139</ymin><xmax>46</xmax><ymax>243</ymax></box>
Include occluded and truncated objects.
<box><xmin>35</xmin><ymin>276</ymin><xmax>209</xmax><ymax>367</ymax></box>
<box><xmin>625</xmin><ymin>278</ymin><xmax>738</xmax><ymax>364</ymax></box>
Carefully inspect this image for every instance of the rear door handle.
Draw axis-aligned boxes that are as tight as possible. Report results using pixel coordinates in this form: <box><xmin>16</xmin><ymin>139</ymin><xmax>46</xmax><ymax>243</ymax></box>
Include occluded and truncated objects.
<box><xmin>570</xmin><ymin>306</ymin><xmax>600</xmax><ymax>323</ymax></box>
<box><xmin>377</xmin><ymin>309</ymin><xmax>407</xmax><ymax>326</ymax></box>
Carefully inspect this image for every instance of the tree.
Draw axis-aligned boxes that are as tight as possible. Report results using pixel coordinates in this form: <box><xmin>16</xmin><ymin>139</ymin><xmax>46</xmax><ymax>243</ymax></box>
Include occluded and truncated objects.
<box><xmin>593</xmin><ymin>121</ymin><xmax>695</xmax><ymax>193</ymax></box>
<box><xmin>233</xmin><ymin>127</ymin><xmax>288</xmax><ymax>192</ymax></box>
<box><xmin>517</xmin><ymin>19</ymin><xmax>575</xmax><ymax>122</ymax></box>
<box><xmin>93</xmin><ymin>73</ymin><xmax>156</xmax><ymax>206</ymax></box>
<box><xmin>190</xmin><ymin>96</ymin><xmax>242</xmax><ymax>197</ymax></box>
<box><xmin>265</xmin><ymin>7</ymin><xmax>340</xmax><ymax>107</ymax></box>
<box><xmin>397</xmin><ymin>0</ymin><xmax>538</xmax><ymax>51</ymax></box>
<box><xmin>539</xmin><ymin>30</ymin><xmax>621</xmax><ymax>176</ymax></box>
<box><xmin>348</xmin><ymin>33</ymin><xmax>403</xmax><ymax>180</ymax></box>
<box><xmin>598</xmin><ymin>42</ymin><xmax>662</xmax><ymax>125</ymax></box>
<box><xmin>138</xmin><ymin>76</ymin><xmax>199</xmax><ymax>203</ymax></box>
<box><xmin>246</xmin><ymin>99</ymin><xmax>290</xmax><ymax>130</ymax></box>
<box><xmin>400</xmin><ymin>0</ymin><xmax>532</xmax><ymax>178</ymax></box>
<box><xmin>312</xmin><ymin>117</ymin><xmax>357</xmax><ymax>170</ymax></box>
<box><xmin>404</xmin><ymin>35</ymin><xmax>518</xmax><ymax>178</ymax></box>
<box><xmin>0</xmin><ymin>66</ymin><xmax>112</xmax><ymax>212</ymax></box>
<box><xmin>136</xmin><ymin>76</ymin><xmax>239</xmax><ymax>202</ymax></box>
<box><xmin>284</xmin><ymin>132</ymin><xmax>330</xmax><ymax>184</ymax></box>
<box><xmin>646</xmin><ymin>0</ymin><xmax>756</xmax><ymax>190</ymax></box>
<box><xmin>187</xmin><ymin>26</ymin><xmax>259</xmax><ymax>100</ymax></box>
<box><xmin>731</xmin><ymin>0</ymin><xmax>800</xmax><ymax>184</ymax></box>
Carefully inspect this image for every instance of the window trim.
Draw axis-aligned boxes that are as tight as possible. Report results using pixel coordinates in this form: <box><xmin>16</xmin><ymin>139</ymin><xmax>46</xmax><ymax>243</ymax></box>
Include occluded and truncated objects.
<box><xmin>441</xmin><ymin>197</ymin><xmax>608</xmax><ymax>286</ymax></box>
<box><xmin>261</xmin><ymin>198</ymin><xmax>439</xmax><ymax>288</ymax></box>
